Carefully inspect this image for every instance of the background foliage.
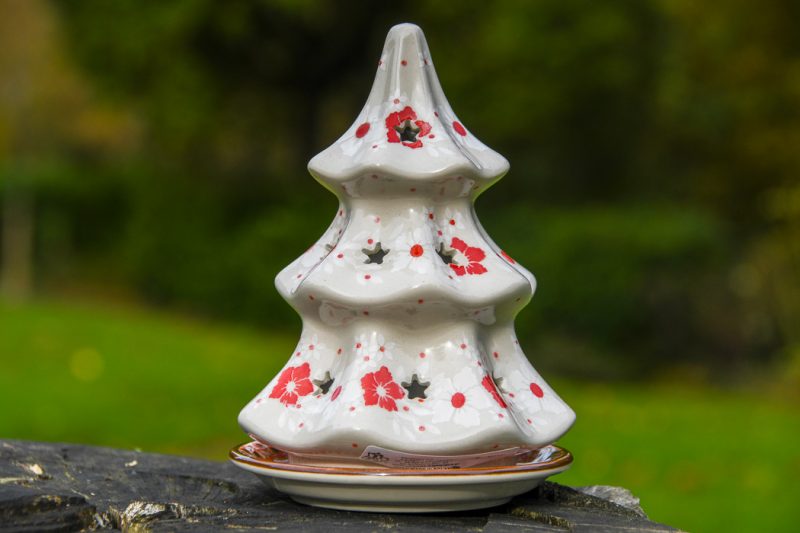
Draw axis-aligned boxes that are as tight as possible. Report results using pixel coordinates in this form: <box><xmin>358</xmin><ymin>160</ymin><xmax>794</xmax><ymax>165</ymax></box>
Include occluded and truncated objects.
<box><xmin>1</xmin><ymin>1</ymin><xmax>799</xmax><ymax>531</ymax></box>
<box><xmin>5</xmin><ymin>0</ymin><xmax>793</xmax><ymax>377</ymax></box>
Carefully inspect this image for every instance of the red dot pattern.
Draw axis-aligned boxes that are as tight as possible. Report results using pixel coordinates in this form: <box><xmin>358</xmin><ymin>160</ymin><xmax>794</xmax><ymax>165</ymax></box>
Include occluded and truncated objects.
<box><xmin>451</xmin><ymin>392</ymin><xmax>466</xmax><ymax>408</ymax></box>
<box><xmin>355</xmin><ymin>122</ymin><xmax>370</xmax><ymax>138</ymax></box>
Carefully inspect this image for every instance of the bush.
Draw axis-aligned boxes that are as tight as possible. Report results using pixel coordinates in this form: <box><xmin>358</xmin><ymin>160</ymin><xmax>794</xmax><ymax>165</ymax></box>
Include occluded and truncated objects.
<box><xmin>480</xmin><ymin>203</ymin><xmax>726</xmax><ymax>377</ymax></box>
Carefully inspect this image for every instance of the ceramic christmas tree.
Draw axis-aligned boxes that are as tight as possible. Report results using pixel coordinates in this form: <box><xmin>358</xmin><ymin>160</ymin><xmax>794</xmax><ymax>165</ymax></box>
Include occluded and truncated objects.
<box><xmin>232</xmin><ymin>23</ymin><xmax>575</xmax><ymax>512</ymax></box>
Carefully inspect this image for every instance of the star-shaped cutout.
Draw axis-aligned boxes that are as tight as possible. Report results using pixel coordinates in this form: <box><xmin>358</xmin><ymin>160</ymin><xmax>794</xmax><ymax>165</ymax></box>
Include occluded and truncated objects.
<box><xmin>436</xmin><ymin>242</ymin><xmax>457</xmax><ymax>265</ymax></box>
<box><xmin>401</xmin><ymin>374</ymin><xmax>430</xmax><ymax>399</ymax></box>
<box><xmin>313</xmin><ymin>371</ymin><xmax>335</xmax><ymax>395</ymax></box>
<box><xmin>395</xmin><ymin>119</ymin><xmax>420</xmax><ymax>143</ymax></box>
<box><xmin>363</xmin><ymin>242</ymin><xmax>390</xmax><ymax>264</ymax></box>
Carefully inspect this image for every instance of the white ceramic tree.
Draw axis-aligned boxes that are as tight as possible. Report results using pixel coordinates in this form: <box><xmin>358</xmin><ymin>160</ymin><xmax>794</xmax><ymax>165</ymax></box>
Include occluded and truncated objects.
<box><xmin>239</xmin><ymin>23</ymin><xmax>574</xmax><ymax>463</ymax></box>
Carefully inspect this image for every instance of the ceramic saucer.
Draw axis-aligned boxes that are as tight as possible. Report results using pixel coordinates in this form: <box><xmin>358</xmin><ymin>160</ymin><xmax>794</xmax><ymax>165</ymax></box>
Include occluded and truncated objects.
<box><xmin>230</xmin><ymin>441</ymin><xmax>573</xmax><ymax>513</ymax></box>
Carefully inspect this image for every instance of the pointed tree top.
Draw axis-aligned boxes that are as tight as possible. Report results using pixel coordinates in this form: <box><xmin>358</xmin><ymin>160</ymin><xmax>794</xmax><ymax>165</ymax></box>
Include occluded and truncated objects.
<box><xmin>308</xmin><ymin>23</ymin><xmax>509</xmax><ymax>188</ymax></box>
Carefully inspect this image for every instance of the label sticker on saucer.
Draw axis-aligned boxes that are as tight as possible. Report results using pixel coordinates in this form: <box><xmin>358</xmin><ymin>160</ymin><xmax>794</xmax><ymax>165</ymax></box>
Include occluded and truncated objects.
<box><xmin>359</xmin><ymin>445</ymin><xmax>530</xmax><ymax>469</ymax></box>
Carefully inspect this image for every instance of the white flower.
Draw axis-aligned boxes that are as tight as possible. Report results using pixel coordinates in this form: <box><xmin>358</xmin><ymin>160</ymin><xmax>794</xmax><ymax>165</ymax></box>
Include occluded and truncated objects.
<box><xmin>324</xmin><ymin>231</ymin><xmax>375</xmax><ymax>271</ymax></box>
<box><xmin>320</xmin><ymin>246</ymin><xmax>351</xmax><ymax>274</ymax></box>
<box><xmin>430</xmin><ymin>367</ymin><xmax>490</xmax><ymax>427</ymax></box>
<box><xmin>390</xmin><ymin>227</ymin><xmax>437</xmax><ymax>274</ymax></box>
<box><xmin>392</xmin><ymin>403</ymin><xmax>441</xmax><ymax>440</ymax></box>
<box><xmin>388</xmin><ymin>89</ymin><xmax>409</xmax><ymax>108</ymax></box>
<box><xmin>439</xmin><ymin>207</ymin><xmax>468</xmax><ymax>237</ymax></box>
<box><xmin>421</xmin><ymin>207</ymin><xmax>437</xmax><ymax>227</ymax></box>
<box><xmin>292</xmin><ymin>334</ymin><xmax>327</xmax><ymax>362</ymax></box>
<box><xmin>354</xmin><ymin>332</ymin><xmax>394</xmax><ymax>365</ymax></box>
<box><xmin>506</xmin><ymin>369</ymin><xmax>569</xmax><ymax>417</ymax></box>
<box><xmin>437</xmin><ymin>110</ymin><xmax>492</xmax><ymax>152</ymax></box>
<box><xmin>389</xmin><ymin>370</ymin><xmax>439</xmax><ymax>439</ymax></box>
<box><xmin>449</xmin><ymin>335</ymin><xmax>480</xmax><ymax>361</ymax></box>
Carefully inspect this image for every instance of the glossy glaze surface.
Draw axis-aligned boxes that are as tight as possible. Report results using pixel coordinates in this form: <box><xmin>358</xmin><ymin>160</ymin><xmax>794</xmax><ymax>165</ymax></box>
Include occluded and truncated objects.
<box><xmin>230</xmin><ymin>441</ymin><xmax>573</xmax><ymax>513</ymax></box>
<box><xmin>238</xmin><ymin>23</ymin><xmax>575</xmax><ymax>459</ymax></box>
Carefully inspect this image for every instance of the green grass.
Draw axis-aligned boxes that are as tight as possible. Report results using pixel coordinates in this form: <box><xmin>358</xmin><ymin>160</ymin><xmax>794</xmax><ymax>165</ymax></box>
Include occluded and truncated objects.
<box><xmin>0</xmin><ymin>297</ymin><xmax>289</xmax><ymax>457</ymax></box>
<box><xmin>556</xmin><ymin>382</ymin><xmax>800</xmax><ymax>531</ymax></box>
<box><xmin>2</xmin><ymin>298</ymin><xmax>798</xmax><ymax>532</ymax></box>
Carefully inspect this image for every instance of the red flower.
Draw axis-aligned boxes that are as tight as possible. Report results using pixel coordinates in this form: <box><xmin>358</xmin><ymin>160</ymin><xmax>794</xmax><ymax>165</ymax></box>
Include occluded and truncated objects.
<box><xmin>450</xmin><ymin>237</ymin><xmax>488</xmax><ymax>276</ymax></box>
<box><xmin>385</xmin><ymin>106</ymin><xmax>432</xmax><ymax>149</ymax></box>
<box><xmin>269</xmin><ymin>363</ymin><xmax>314</xmax><ymax>406</ymax></box>
<box><xmin>482</xmin><ymin>375</ymin><xmax>507</xmax><ymax>409</ymax></box>
<box><xmin>361</xmin><ymin>366</ymin><xmax>405</xmax><ymax>411</ymax></box>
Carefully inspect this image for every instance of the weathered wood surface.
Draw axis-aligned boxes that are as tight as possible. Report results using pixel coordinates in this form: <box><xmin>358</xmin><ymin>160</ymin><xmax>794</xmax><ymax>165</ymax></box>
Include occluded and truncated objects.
<box><xmin>0</xmin><ymin>440</ymin><xmax>682</xmax><ymax>532</ymax></box>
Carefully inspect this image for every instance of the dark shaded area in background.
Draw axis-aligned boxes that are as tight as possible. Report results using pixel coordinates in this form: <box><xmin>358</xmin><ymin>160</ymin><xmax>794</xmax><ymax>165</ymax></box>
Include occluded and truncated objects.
<box><xmin>1</xmin><ymin>0</ymin><xmax>798</xmax><ymax>381</ymax></box>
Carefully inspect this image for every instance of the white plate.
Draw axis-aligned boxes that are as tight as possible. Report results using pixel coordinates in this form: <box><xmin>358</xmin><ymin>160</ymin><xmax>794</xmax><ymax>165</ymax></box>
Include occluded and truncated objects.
<box><xmin>230</xmin><ymin>441</ymin><xmax>572</xmax><ymax>513</ymax></box>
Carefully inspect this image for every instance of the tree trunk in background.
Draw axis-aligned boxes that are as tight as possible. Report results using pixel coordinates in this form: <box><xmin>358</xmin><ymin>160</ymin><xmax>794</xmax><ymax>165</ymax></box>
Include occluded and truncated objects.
<box><xmin>1</xmin><ymin>187</ymin><xmax>34</xmax><ymax>300</ymax></box>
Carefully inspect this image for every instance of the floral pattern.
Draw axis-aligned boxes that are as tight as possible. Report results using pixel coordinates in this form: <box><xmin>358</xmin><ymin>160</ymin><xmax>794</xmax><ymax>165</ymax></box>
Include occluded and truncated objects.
<box><xmin>361</xmin><ymin>366</ymin><xmax>405</xmax><ymax>411</ymax></box>
<box><xmin>282</xmin><ymin>204</ymin><xmax>522</xmax><ymax>297</ymax></box>
<box><xmin>292</xmin><ymin>334</ymin><xmax>328</xmax><ymax>361</ymax></box>
<box><xmin>449</xmin><ymin>237</ymin><xmax>488</xmax><ymax>276</ymax></box>
<box><xmin>269</xmin><ymin>363</ymin><xmax>314</xmax><ymax>406</ymax></box>
<box><xmin>385</xmin><ymin>106</ymin><xmax>432</xmax><ymax>149</ymax></box>
<box><xmin>354</xmin><ymin>332</ymin><xmax>394</xmax><ymax>365</ymax></box>
<box><xmin>248</xmin><ymin>331</ymin><xmax>573</xmax><ymax>444</ymax></box>
<box><xmin>391</xmin><ymin>227</ymin><xmax>436</xmax><ymax>273</ymax></box>
<box><xmin>430</xmin><ymin>368</ymin><xmax>490</xmax><ymax>427</ymax></box>
<box><xmin>438</xmin><ymin>207</ymin><xmax>466</xmax><ymax>237</ymax></box>
<box><xmin>506</xmin><ymin>369</ymin><xmax>569</xmax><ymax>415</ymax></box>
<box><xmin>241</xmin><ymin>25</ymin><xmax>578</xmax><ymax>454</ymax></box>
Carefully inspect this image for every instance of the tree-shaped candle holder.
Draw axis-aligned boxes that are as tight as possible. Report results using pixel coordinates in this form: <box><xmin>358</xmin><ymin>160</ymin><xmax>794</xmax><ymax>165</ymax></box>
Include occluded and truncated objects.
<box><xmin>231</xmin><ymin>23</ymin><xmax>575</xmax><ymax>512</ymax></box>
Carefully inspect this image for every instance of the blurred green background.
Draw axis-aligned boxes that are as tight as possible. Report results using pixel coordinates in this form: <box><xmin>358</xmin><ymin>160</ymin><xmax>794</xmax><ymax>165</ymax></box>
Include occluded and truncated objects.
<box><xmin>1</xmin><ymin>1</ymin><xmax>798</xmax><ymax>531</ymax></box>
